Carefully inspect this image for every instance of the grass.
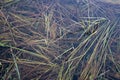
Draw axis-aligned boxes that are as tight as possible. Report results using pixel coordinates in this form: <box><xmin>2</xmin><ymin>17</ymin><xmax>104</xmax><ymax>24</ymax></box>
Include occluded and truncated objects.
<box><xmin>0</xmin><ymin>0</ymin><xmax>120</xmax><ymax>80</ymax></box>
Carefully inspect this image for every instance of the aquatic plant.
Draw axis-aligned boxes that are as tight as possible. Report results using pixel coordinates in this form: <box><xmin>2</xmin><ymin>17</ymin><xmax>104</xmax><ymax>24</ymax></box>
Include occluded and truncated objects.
<box><xmin>0</xmin><ymin>0</ymin><xmax>120</xmax><ymax>80</ymax></box>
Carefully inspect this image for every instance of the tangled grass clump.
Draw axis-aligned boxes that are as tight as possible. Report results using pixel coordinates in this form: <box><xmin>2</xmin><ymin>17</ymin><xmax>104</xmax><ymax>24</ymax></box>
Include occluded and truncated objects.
<box><xmin>0</xmin><ymin>0</ymin><xmax>120</xmax><ymax>80</ymax></box>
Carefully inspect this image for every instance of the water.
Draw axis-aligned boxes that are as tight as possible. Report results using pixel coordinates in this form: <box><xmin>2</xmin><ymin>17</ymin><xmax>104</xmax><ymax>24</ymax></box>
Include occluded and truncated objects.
<box><xmin>0</xmin><ymin>0</ymin><xmax>120</xmax><ymax>80</ymax></box>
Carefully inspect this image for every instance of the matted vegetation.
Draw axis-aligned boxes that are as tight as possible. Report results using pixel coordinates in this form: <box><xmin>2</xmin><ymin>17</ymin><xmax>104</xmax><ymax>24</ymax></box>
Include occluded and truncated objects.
<box><xmin>0</xmin><ymin>0</ymin><xmax>120</xmax><ymax>80</ymax></box>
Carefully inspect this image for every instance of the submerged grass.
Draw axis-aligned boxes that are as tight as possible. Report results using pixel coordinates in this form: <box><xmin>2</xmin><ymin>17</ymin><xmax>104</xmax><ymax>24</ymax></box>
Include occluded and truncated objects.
<box><xmin>11</xmin><ymin>48</ymin><xmax>21</xmax><ymax>80</ymax></box>
<box><xmin>0</xmin><ymin>0</ymin><xmax>120</xmax><ymax>80</ymax></box>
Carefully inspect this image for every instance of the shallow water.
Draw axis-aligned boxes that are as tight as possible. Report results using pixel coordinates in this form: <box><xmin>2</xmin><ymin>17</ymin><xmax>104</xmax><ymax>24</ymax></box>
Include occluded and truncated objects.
<box><xmin>0</xmin><ymin>0</ymin><xmax>120</xmax><ymax>80</ymax></box>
